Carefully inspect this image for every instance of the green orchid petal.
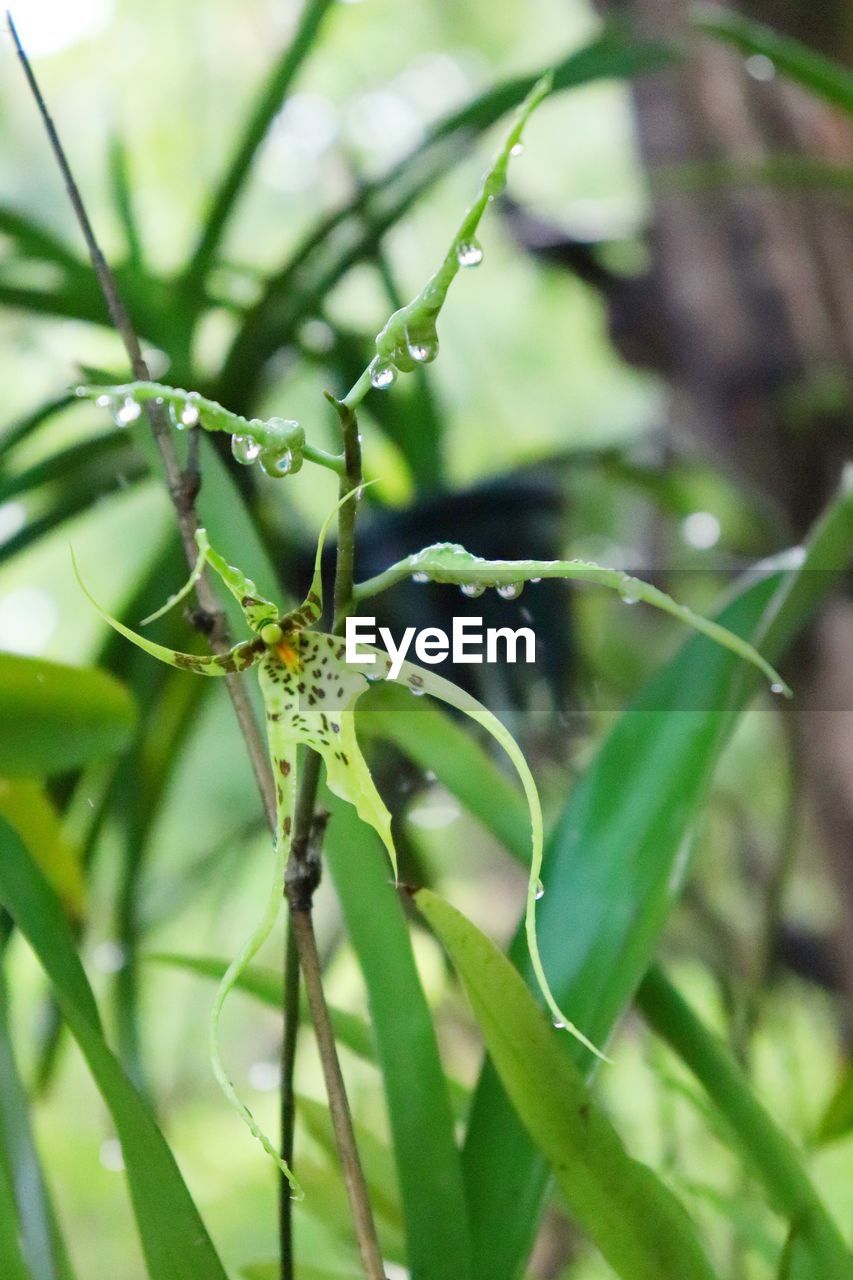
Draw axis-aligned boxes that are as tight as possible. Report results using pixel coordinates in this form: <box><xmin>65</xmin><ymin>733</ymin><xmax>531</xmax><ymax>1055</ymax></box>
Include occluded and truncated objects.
<box><xmin>200</xmin><ymin>532</ymin><xmax>281</xmax><ymax>632</ymax></box>
<box><xmin>71</xmin><ymin>547</ymin><xmax>263</xmax><ymax>676</ymax></box>
<box><xmin>258</xmin><ymin>634</ymin><xmax>396</xmax><ymax>881</ymax></box>
<box><xmin>355</xmin><ymin>543</ymin><xmax>792</xmax><ymax>697</ymax></box>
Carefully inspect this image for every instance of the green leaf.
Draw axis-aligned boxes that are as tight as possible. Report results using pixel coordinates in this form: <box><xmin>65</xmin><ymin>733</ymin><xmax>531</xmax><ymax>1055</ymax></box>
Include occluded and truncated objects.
<box><xmin>0</xmin><ymin>1149</ymin><xmax>32</xmax><ymax>1280</ymax></box>
<box><xmin>416</xmin><ymin>889</ymin><xmax>718</xmax><ymax>1280</ymax></box>
<box><xmin>242</xmin><ymin>1265</ymin><xmax>361</xmax><ymax>1280</ymax></box>
<box><xmin>0</xmin><ymin>816</ymin><xmax>229</xmax><ymax>1280</ymax></box>
<box><xmin>0</xmin><ymin>653</ymin><xmax>137</xmax><ymax>777</ymax></box>
<box><xmin>0</xmin><ymin>969</ymin><xmax>74</xmax><ymax>1280</ymax></box>
<box><xmin>297</xmin><ymin>1096</ymin><xmax>402</xmax><ymax>1232</ymax></box>
<box><xmin>0</xmin><ymin>781</ymin><xmax>84</xmax><ymax>916</ymax></box>
<box><xmin>814</xmin><ymin>1064</ymin><xmax>853</xmax><ymax>1148</ymax></box>
<box><xmin>638</xmin><ymin>966</ymin><xmax>853</xmax><ymax>1279</ymax></box>
<box><xmin>692</xmin><ymin>4</ymin><xmax>853</xmax><ymax>115</ymax></box>
<box><xmin>322</xmin><ymin>789</ymin><xmax>473</xmax><ymax>1280</ymax></box>
<box><xmin>355</xmin><ymin>543</ymin><xmax>789</xmax><ymax>695</ymax></box>
<box><xmin>188</xmin><ymin>0</ymin><xmax>336</xmax><ymax>283</ymax></box>
<box><xmin>462</xmin><ymin>473</ymin><xmax>853</xmax><ymax>1280</ymax></box>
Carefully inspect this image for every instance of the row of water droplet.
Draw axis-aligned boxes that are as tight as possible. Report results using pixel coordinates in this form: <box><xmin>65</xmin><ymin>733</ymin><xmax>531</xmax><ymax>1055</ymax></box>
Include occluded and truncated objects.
<box><xmin>91</xmin><ymin>388</ymin><xmax>298</xmax><ymax>479</ymax></box>
<box><xmin>411</xmin><ymin>574</ymin><xmax>542</xmax><ymax>600</ymax></box>
<box><xmin>370</xmin><ymin>238</ymin><xmax>484</xmax><ymax>391</ymax></box>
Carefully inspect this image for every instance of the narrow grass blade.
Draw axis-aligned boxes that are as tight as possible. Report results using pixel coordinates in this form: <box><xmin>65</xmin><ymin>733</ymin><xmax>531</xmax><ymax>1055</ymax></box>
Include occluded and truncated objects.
<box><xmin>0</xmin><ymin>817</ymin><xmax>229</xmax><ymax>1280</ymax></box>
<box><xmin>0</xmin><ymin>969</ymin><xmax>75</xmax><ymax>1280</ymax></box>
<box><xmin>322</xmin><ymin>789</ymin><xmax>473</xmax><ymax>1280</ymax></box>
<box><xmin>692</xmin><ymin>4</ymin><xmax>853</xmax><ymax>114</ymax></box>
<box><xmin>462</xmin><ymin>474</ymin><xmax>853</xmax><ymax>1280</ymax></box>
<box><xmin>638</xmin><ymin>966</ymin><xmax>853</xmax><ymax>1279</ymax></box>
<box><xmin>417</xmin><ymin>890</ymin><xmax>718</xmax><ymax>1280</ymax></box>
<box><xmin>0</xmin><ymin>781</ymin><xmax>84</xmax><ymax>917</ymax></box>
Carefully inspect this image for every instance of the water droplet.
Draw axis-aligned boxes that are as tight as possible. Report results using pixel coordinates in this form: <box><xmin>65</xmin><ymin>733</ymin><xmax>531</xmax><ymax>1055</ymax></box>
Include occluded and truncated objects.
<box><xmin>231</xmin><ymin>434</ymin><xmax>261</xmax><ymax>465</ymax></box>
<box><xmin>552</xmin><ymin>1017</ymin><xmax>567</xmax><ymax>1030</ymax></box>
<box><xmin>260</xmin><ymin>448</ymin><xmax>294</xmax><ymax>478</ymax></box>
<box><xmin>406</xmin><ymin>331</ymin><xmax>439</xmax><ymax>364</ymax></box>
<box><xmin>456</xmin><ymin>239</ymin><xmax>483</xmax><ymax>268</ymax></box>
<box><xmin>619</xmin><ymin>577</ymin><xmax>639</xmax><ymax>604</ymax></box>
<box><xmin>745</xmin><ymin>53</ymin><xmax>775</xmax><ymax>81</ymax></box>
<box><xmin>371</xmin><ymin>362</ymin><xmax>396</xmax><ymax>390</ymax></box>
<box><xmin>115</xmin><ymin>396</ymin><xmax>141</xmax><ymax>427</ymax></box>
<box><xmin>770</xmin><ymin>682</ymin><xmax>785</xmax><ymax>696</ymax></box>
<box><xmin>534</xmin><ymin>879</ymin><xmax>545</xmax><ymax>901</ymax></box>
<box><xmin>510</xmin><ymin>141</ymin><xmax>524</xmax><ymax>158</ymax></box>
<box><xmin>365</xmin><ymin>671</ymin><xmax>384</xmax><ymax>683</ymax></box>
<box><xmin>460</xmin><ymin>582</ymin><xmax>485</xmax><ymax>598</ymax></box>
<box><xmin>411</xmin><ymin>571</ymin><xmax>429</xmax><ymax>584</ymax></box>
<box><xmin>410</xmin><ymin>685</ymin><xmax>425</xmax><ymax>696</ymax></box>
<box><xmin>497</xmin><ymin>581</ymin><xmax>523</xmax><ymax>600</ymax></box>
<box><xmin>95</xmin><ymin>393</ymin><xmax>113</xmax><ymax>410</ymax></box>
<box><xmin>180</xmin><ymin>395</ymin><xmax>200</xmax><ymax>427</ymax></box>
<box><xmin>530</xmin><ymin>577</ymin><xmax>542</xmax><ymax>584</ymax></box>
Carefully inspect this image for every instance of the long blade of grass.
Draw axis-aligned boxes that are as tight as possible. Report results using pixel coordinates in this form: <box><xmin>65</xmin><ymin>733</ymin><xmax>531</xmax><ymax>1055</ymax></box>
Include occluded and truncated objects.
<box><xmin>462</xmin><ymin>474</ymin><xmax>853</xmax><ymax>1280</ymax></box>
<box><xmin>692</xmin><ymin>4</ymin><xmax>853</xmax><ymax>115</ymax></box>
<box><xmin>417</xmin><ymin>889</ymin><xmax>718</xmax><ymax>1280</ymax></box>
<box><xmin>188</xmin><ymin>0</ymin><xmax>336</xmax><ymax>283</ymax></box>
<box><xmin>637</xmin><ymin>965</ymin><xmax>853</xmax><ymax>1279</ymax></box>
<box><xmin>322</xmin><ymin>788</ymin><xmax>473</xmax><ymax>1280</ymax></box>
<box><xmin>0</xmin><ymin>968</ymin><xmax>73</xmax><ymax>1280</ymax></box>
<box><xmin>0</xmin><ymin>816</ymin><xmax>229</xmax><ymax>1280</ymax></box>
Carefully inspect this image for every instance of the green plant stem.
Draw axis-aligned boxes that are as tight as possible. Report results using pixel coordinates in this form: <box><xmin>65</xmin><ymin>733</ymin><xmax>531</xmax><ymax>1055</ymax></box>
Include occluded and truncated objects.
<box><xmin>280</xmin><ymin>399</ymin><xmax>384</xmax><ymax>1280</ymax></box>
<box><xmin>637</xmin><ymin>964</ymin><xmax>853</xmax><ymax>1278</ymax></box>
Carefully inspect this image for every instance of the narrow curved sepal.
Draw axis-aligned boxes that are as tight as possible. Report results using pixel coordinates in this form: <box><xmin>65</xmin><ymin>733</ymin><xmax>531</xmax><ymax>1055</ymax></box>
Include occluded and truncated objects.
<box><xmin>71</xmin><ymin>547</ymin><xmax>263</xmax><ymax>677</ymax></box>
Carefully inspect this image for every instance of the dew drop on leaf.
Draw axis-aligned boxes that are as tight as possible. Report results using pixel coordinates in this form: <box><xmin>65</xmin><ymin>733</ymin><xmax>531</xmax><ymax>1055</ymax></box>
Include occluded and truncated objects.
<box><xmin>231</xmin><ymin>434</ymin><xmax>261</xmax><ymax>465</ymax></box>
<box><xmin>180</xmin><ymin>395</ymin><xmax>200</xmax><ymax>427</ymax></box>
<box><xmin>535</xmin><ymin>879</ymin><xmax>545</xmax><ymax>900</ymax></box>
<box><xmin>619</xmin><ymin>576</ymin><xmax>639</xmax><ymax>604</ymax></box>
<box><xmin>406</xmin><ymin>331</ymin><xmax>439</xmax><ymax>364</ymax></box>
<box><xmin>115</xmin><ymin>396</ymin><xmax>141</xmax><ymax>427</ymax></box>
<box><xmin>497</xmin><ymin>581</ymin><xmax>523</xmax><ymax>600</ymax></box>
<box><xmin>411</xmin><ymin>571</ymin><xmax>429</xmax><ymax>584</ymax></box>
<box><xmin>260</xmin><ymin>448</ymin><xmax>294</xmax><ymax>478</ymax></box>
<box><xmin>456</xmin><ymin>239</ymin><xmax>483</xmax><ymax>268</ymax></box>
<box><xmin>371</xmin><ymin>363</ymin><xmax>396</xmax><ymax>390</ymax></box>
<box><xmin>460</xmin><ymin>582</ymin><xmax>485</xmax><ymax>598</ymax></box>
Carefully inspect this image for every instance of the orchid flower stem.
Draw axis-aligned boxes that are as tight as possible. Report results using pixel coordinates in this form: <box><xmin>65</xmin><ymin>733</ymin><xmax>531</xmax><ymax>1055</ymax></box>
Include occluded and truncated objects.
<box><xmin>280</xmin><ymin>397</ymin><xmax>385</xmax><ymax>1280</ymax></box>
